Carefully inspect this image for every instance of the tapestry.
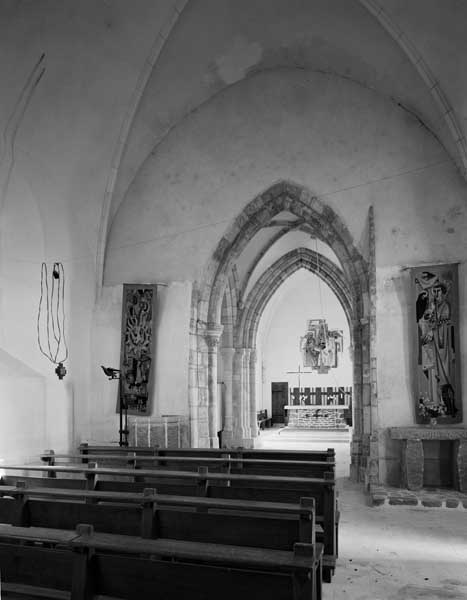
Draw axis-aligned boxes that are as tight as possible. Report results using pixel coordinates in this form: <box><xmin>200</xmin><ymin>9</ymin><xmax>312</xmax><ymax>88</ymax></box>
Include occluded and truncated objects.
<box><xmin>118</xmin><ymin>284</ymin><xmax>157</xmax><ymax>416</ymax></box>
<box><xmin>300</xmin><ymin>319</ymin><xmax>343</xmax><ymax>373</ymax></box>
<box><xmin>412</xmin><ymin>264</ymin><xmax>461</xmax><ymax>424</ymax></box>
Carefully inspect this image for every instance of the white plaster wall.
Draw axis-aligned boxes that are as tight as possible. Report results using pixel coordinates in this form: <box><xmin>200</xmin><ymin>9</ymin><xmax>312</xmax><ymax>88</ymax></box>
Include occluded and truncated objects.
<box><xmin>1</xmin><ymin>1</ymin><xmax>467</xmax><ymax>475</ymax></box>
<box><xmin>108</xmin><ymin>68</ymin><xmax>467</xmax><ymax>479</ymax></box>
<box><xmin>0</xmin><ymin>0</ymin><xmax>178</xmax><ymax>457</ymax></box>
<box><xmin>89</xmin><ymin>281</ymin><xmax>191</xmax><ymax>443</ymax></box>
<box><xmin>106</xmin><ymin>69</ymin><xmax>448</xmax><ymax>284</ymax></box>
<box><xmin>113</xmin><ymin>0</ymin><xmax>455</xmax><ymax>220</ymax></box>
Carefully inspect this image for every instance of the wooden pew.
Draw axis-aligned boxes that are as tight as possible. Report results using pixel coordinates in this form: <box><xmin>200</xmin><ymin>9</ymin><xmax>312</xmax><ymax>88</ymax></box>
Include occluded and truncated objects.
<box><xmin>41</xmin><ymin>449</ymin><xmax>336</xmax><ymax>478</ymax></box>
<box><xmin>0</xmin><ymin>486</ymin><xmax>318</xmax><ymax>554</ymax></box>
<box><xmin>0</xmin><ymin>463</ymin><xmax>337</xmax><ymax>580</ymax></box>
<box><xmin>0</xmin><ymin>523</ymin><xmax>324</xmax><ymax>600</ymax></box>
<box><xmin>79</xmin><ymin>442</ymin><xmax>335</xmax><ymax>462</ymax></box>
<box><xmin>257</xmin><ymin>409</ymin><xmax>273</xmax><ymax>430</ymax></box>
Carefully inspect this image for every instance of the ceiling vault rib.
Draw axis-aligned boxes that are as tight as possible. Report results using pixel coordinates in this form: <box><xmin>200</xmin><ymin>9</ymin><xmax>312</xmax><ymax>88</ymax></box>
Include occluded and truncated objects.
<box><xmin>95</xmin><ymin>0</ymin><xmax>190</xmax><ymax>300</ymax></box>
<box><xmin>359</xmin><ymin>0</ymin><xmax>467</xmax><ymax>181</ymax></box>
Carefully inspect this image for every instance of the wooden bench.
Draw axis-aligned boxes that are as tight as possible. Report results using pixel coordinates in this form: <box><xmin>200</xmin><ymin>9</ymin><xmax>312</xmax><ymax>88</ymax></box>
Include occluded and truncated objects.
<box><xmin>0</xmin><ymin>485</ymin><xmax>318</xmax><ymax>555</ymax></box>
<box><xmin>0</xmin><ymin>523</ymin><xmax>323</xmax><ymax>600</ymax></box>
<box><xmin>41</xmin><ymin>449</ymin><xmax>336</xmax><ymax>478</ymax></box>
<box><xmin>0</xmin><ymin>464</ymin><xmax>338</xmax><ymax>581</ymax></box>
<box><xmin>79</xmin><ymin>442</ymin><xmax>335</xmax><ymax>462</ymax></box>
<box><xmin>257</xmin><ymin>409</ymin><xmax>273</xmax><ymax>430</ymax></box>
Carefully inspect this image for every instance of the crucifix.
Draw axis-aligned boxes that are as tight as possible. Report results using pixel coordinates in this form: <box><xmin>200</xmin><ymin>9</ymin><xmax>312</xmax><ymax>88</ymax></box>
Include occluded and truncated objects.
<box><xmin>286</xmin><ymin>365</ymin><xmax>309</xmax><ymax>405</ymax></box>
<box><xmin>287</xmin><ymin>365</ymin><xmax>305</xmax><ymax>389</ymax></box>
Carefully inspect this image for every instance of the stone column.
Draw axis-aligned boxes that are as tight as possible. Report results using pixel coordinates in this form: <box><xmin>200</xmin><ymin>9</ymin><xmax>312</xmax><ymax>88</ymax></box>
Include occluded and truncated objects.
<box><xmin>194</xmin><ymin>322</ymin><xmax>210</xmax><ymax>448</ymax></box>
<box><xmin>403</xmin><ymin>438</ymin><xmax>424</xmax><ymax>491</ymax></box>
<box><xmin>249</xmin><ymin>349</ymin><xmax>258</xmax><ymax>442</ymax></box>
<box><xmin>457</xmin><ymin>439</ymin><xmax>467</xmax><ymax>492</ymax></box>
<box><xmin>188</xmin><ymin>324</ymin><xmax>199</xmax><ymax>447</ymax></box>
<box><xmin>242</xmin><ymin>349</ymin><xmax>251</xmax><ymax>443</ymax></box>
<box><xmin>220</xmin><ymin>347</ymin><xmax>235</xmax><ymax>447</ymax></box>
<box><xmin>232</xmin><ymin>348</ymin><xmax>245</xmax><ymax>446</ymax></box>
<box><xmin>205</xmin><ymin>324</ymin><xmax>223</xmax><ymax>449</ymax></box>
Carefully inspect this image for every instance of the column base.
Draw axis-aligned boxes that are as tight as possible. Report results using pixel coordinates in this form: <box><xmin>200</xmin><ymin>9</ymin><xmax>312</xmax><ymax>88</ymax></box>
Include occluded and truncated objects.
<box><xmin>209</xmin><ymin>436</ymin><xmax>220</xmax><ymax>449</ymax></box>
<box><xmin>241</xmin><ymin>437</ymin><xmax>254</xmax><ymax>449</ymax></box>
<box><xmin>220</xmin><ymin>429</ymin><xmax>233</xmax><ymax>448</ymax></box>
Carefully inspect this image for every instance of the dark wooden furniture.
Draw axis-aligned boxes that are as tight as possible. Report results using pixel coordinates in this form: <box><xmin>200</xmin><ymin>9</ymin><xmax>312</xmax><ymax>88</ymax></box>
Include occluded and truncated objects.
<box><xmin>0</xmin><ymin>463</ymin><xmax>337</xmax><ymax>581</ymax></box>
<box><xmin>79</xmin><ymin>442</ymin><xmax>335</xmax><ymax>461</ymax></box>
<box><xmin>257</xmin><ymin>409</ymin><xmax>273</xmax><ymax>430</ymax></box>
<box><xmin>41</xmin><ymin>449</ymin><xmax>335</xmax><ymax>478</ymax></box>
<box><xmin>0</xmin><ymin>523</ymin><xmax>324</xmax><ymax>600</ymax></box>
<box><xmin>0</xmin><ymin>487</ymin><xmax>318</xmax><ymax>554</ymax></box>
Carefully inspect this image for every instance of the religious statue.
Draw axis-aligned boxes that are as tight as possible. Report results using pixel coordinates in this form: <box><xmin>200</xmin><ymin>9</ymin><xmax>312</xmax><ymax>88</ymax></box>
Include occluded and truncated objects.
<box><xmin>414</xmin><ymin>266</ymin><xmax>460</xmax><ymax>422</ymax></box>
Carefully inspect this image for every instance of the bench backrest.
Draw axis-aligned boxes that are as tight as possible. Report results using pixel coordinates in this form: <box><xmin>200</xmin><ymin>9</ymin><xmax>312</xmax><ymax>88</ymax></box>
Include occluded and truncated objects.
<box><xmin>79</xmin><ymin>443</ymin><xmax>335</xmax><ymax>462</ymax></box>
<box><xmin>0</xmin><ymin>524</ymin><xmax>322</xmax><ymax>600</ymax></box>
<box><xmin>0</xmin><ymin>496</ymin><xmax>315</xmax><ymax>551</ymax></box>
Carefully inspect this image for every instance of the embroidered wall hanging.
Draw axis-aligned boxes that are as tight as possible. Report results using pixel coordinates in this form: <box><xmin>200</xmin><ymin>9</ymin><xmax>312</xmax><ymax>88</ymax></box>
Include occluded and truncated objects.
<box><xmin>118</xmin><ymin>284</ymin><xmax>157</xmax><ymax>416</ymax></box>
<box><xmin>412</xmin><ymin>264</ymin><xmax>461</xmax><ymax>424</ymax></box>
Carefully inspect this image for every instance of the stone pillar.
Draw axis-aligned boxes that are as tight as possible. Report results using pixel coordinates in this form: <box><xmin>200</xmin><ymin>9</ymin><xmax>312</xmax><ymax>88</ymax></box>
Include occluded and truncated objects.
<box><xmin>232</xmin><ymin>348</ymin><xmax>245</xmax><ymax>446</ymax></box>
<box><xmin>188</xmin><ymin>324</ymin><xmax>199</xmax><ymax>447</ymax></box>
<box><xmin>249</xmin><ymin>349</ymin><xmax>258</xmax><ymax>441</ymax></box>
<box><xmin>403</xmin><ymin>438</ymin><xmax>424</xmax><ymax>491</ymax></box>
<box><xmin>205</xmin><ymin>324</ymin><xmax>223</xmax><ymax>449</ymax></box>
<box><xmin>242</xmin><ymin>348</ymin><xmax>252</xmax><ymax>444</ymax></box>
<box><xmin>195</xmin><ymin>322</ymin><xmax>210</xmax><ymax>448</ymax></box>
<box><xmin>457</xmin><ymin>439</ymin><xmax>467</xmax><ymax>492</ymax></box>
<box><xmin>220</xmin><ymin>347</ymin><xmax>235</xmax><ymax>447</ymax></box>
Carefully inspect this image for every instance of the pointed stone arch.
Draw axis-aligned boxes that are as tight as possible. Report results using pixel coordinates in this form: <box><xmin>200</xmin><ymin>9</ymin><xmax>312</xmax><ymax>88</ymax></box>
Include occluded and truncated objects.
<box><xmin>236</xmin><ymin>247</ymin><xmax>353</xmax><ymax>349</ymax></box>
<box><xmin>192</xmin><ymin>181</ymin><xmax>376</xmax><ymax>483</ymax></box>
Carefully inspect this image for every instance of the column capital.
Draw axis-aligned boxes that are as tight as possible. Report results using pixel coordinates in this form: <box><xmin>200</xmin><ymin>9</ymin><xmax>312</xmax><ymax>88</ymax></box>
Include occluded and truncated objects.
<box><xmin>197</xmin><ymin>321</ymin><xmax>224</xmax><ymax>348</ymax></box>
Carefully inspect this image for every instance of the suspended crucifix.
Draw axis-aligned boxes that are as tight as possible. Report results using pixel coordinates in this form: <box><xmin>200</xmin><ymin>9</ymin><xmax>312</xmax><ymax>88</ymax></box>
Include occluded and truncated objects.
<box><xmin>300</xmin><ymin>318</ymin><xmax>343</xmax><ymax>374</ymax></box>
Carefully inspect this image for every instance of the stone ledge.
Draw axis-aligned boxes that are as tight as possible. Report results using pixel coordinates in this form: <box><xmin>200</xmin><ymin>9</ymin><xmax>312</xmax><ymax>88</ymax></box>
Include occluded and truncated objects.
<box><xmin>390</xmin><ymin>427</ymin><xmax>467</xmax><ymax>440</ymax></box>
<box><xmin>369</xmin><ymin>485</ymin><xmax>467</xmax><ymax>510</ymax></box>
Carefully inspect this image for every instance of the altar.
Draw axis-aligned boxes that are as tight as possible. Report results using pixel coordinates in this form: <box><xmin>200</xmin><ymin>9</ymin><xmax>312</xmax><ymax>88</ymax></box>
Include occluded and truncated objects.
<box><xmin>285</xmin><ymin>404</ymin><xmax>349</xmax><ymax>430</ymax></box>
<box><xmin>284</xmin><ymin>385</ymin><xmax>352</xmax><ymax>430</ymax></box>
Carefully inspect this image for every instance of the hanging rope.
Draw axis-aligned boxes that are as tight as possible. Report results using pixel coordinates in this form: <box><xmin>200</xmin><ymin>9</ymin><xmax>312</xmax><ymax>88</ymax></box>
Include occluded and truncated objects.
<box><xmin>315</xmin><ymin>237</ymin><xmax>325</xmax><ymax>319</ymax></box>
<box><xmin>37</xmin><ymin>262</ymin><xmax>68</xmax><ymax>377</ymax></box>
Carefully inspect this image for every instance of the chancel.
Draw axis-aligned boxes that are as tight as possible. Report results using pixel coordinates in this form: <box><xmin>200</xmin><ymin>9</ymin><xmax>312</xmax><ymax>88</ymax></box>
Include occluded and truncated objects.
<box><xmin>0</xmin><ymin>1</ymin><xmax>467</xmax><ymax>598</ymax></box>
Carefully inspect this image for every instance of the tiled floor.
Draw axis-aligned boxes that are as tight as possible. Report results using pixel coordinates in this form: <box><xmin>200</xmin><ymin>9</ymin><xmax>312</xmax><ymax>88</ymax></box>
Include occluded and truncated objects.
<box><xmin>256</xmin><ymin>426</ymin><xmax>467</xmax><ymax>600</ymax></box>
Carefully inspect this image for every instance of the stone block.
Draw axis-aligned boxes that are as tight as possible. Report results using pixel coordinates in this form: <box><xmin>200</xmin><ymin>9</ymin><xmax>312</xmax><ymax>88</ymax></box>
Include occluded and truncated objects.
<box><xmin>389</xmin><ymin>496</ymin><xmax>418</xmax><ymax>506</ymax></box>
<box><xmin>421</xmin><ymin>498</ymin><xmax>442</xmax><ymax>508</ymax></box>
<box><xmin>445</xmin><ymin>499</ymin><xmax>459</xmax><ymax>508</ymax></box>
<box><xmin>371</xmin><ymin>494</ymin><xmax>387</xmax><ymax>506</ymax></box>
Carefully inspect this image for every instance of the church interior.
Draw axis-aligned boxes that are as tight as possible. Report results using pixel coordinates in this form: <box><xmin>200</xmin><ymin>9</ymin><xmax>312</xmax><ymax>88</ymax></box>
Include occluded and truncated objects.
<box><xmin>0</xmin><ymin>1</ymin><xmax>467</xmax><ymax>598</ymax></box>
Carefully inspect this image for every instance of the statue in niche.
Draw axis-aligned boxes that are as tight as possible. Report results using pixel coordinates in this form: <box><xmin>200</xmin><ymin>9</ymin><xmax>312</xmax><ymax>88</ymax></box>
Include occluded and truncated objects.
<box><xmin>300</xmin><ymin>319</ymin><xmax>343</xmax><ymax>373</ymax></box>
<box><xmin>414</xmin><ymin>266</ymin><xmax>460</xmax><ymax>422</ymax></box>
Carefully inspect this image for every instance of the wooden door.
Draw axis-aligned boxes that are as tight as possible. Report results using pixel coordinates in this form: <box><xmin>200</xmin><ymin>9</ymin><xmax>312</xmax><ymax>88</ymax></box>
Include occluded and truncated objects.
<box><xmin>271</xmin><ymin>382</ymin><xmax>289</xmax><ymax>424</ymax></box>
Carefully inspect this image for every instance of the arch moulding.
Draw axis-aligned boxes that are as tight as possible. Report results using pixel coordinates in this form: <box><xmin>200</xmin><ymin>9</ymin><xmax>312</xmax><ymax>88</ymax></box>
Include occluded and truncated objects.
<box><xmin>191</xmin><ymin>181</ymin><xmax>377</xmax><ymax>484</ymax></box>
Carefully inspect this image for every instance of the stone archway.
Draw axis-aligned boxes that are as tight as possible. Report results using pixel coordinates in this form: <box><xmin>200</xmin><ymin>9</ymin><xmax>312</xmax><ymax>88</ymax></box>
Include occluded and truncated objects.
<box><xmin>232</xmin><ymin>246</ymin><xmax>354</xmax><ymax>450</ymax></box>
<box><xmin>192</xmin><ymin>181</ymin><xmax>375</xmax><ymax>483</ymax></box>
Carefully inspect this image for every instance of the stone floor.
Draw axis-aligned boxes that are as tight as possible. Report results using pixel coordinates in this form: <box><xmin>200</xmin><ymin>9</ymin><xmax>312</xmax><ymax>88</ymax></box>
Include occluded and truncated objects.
<box><xmin>257</xmin><ymin>426</ymin><xmax>467</xmax><ymax>600</ymax></box>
